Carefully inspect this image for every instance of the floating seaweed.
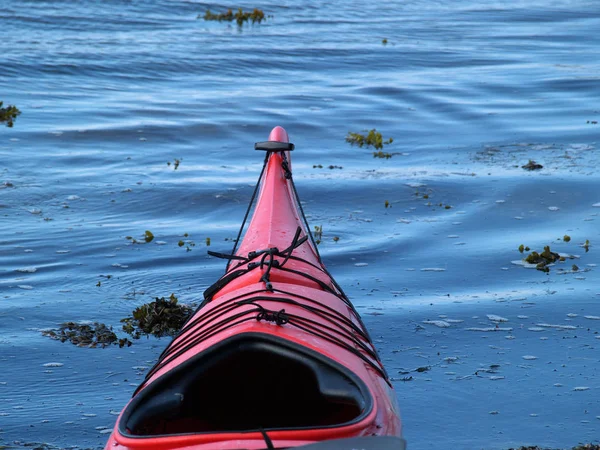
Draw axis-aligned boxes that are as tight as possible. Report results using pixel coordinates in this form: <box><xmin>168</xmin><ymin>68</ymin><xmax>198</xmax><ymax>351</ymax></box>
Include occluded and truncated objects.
<box><xmin>522</xmin><ymin>160</ymin><xmax>543</xmax><ymax>171</ymax></box>
<box><xmin>346</xmin><ymin>129</ymin><xmax>393</xmax><ymax>151</ymax></box>
<box><xmin>582</xmin><ymin>239</ymin><xmax>590</xmax><ymax>252</ymax></box>
<box><xmin>42</xmin><ymin>322</ymin><xmax>131</xmax><ymax>348</ymax></box>
<box><xmin>524</xmin><ymin>245</ymin><xmax>561</xmax><ymax>272</ymax></box>
<box><xmin>126</xmin><ymin>230</ymin><xmax>155</xmax><ymax>244</ymax></box>
<box><xmin>201</xmin><ymin>8</ymin><xmax>266</xmax><ymax>26</ymax></box>
<box><xmin>312</xmin><ymin>164</ymin><xmax>343</xmax><ymax>169</ymax></box>
<box><xmin>0</xmin><ymin>101</ymin><xmax>21</xmax><ymax>128</ymax></box>
<box><xmin>179</xmin><ymin>236</ymin><xmax>196</xmax><ymax>251</ymax></box>
<box><xmin>121</xmin><ymin>294</ymin><xmax>193</xmax><ymax>339</ymax></box>
<box><xmin>313</xmin><ymin>225</ymin><xmax>323</xmax><ymax>244</ymax></box>
<box><xmin>519</xmin><ymin>236</ymin><xmax>591</xmax><ymax>272</ymax></box>
<box><xmin>167</xmin><ymin>158</ymin><xmax>181</xmax><ymax>169</ymax></box>
<box><xmin>373</xmin><ymin>150</ymin><xmax>393</xmax><ymax>159</ymax></box>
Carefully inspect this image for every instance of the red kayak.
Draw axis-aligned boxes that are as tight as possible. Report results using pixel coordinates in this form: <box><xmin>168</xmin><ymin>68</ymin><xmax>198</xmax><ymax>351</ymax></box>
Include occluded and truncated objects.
<box><xmin>104</xmin><ymin>127</ymin><xmax>405</xmax><ymax>450</ymax></box>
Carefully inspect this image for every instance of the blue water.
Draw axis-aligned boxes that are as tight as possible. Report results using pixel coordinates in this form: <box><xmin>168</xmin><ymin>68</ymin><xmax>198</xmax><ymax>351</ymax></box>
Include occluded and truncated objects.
<box><xmin>1</xmin><ymin>0</ymin><xmax>599</xmax><ymax>448</ymax></box>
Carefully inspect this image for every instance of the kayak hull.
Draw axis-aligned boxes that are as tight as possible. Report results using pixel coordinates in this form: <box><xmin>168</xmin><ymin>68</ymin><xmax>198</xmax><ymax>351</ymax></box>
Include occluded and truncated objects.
<box><xmin>104</xmin><ymin>128</ymin><xmax>403</xmax><ymax>449</ymax></box>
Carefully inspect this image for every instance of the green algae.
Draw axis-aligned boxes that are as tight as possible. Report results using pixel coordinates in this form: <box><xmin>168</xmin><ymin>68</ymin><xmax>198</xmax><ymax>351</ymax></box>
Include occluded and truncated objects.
<box><xmin>346</xmin><ymin>129</ymin><xmax>393</xmax><ymax>151</ymax></box>
<box><xmin>0</xmin><ymin>101</ymin><xmax>20</xmax><ymax>127</ymax></box>
<box><xmin>201</xmin><ymin>8</ymin><xmax>266</xmax><ymax>26</ymax></box>
<box><xmin>121</xmin><ymin>294</ymin><xmax>193</xmax><ymax>339</ymax></box>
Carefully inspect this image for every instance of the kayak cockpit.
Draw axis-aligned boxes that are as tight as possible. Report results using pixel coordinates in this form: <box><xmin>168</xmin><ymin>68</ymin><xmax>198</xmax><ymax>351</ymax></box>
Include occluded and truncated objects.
<box><xmin>119</xmin><ymin>333</ymin><xmax>372</xmax><ymax>437</ymax></box>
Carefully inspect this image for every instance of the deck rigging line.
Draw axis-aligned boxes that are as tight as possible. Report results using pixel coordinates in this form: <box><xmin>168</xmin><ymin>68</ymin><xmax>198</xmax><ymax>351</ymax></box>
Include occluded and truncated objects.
<box><xmin>135</xmin><ymin>150</ymin><xmax>391</xmax><ymax>397</ymax></box>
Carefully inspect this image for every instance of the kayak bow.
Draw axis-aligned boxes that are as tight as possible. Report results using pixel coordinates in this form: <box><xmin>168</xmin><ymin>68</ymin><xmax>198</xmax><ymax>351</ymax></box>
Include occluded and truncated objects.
<box><xmin>104</xmin><ymin>127</ymin><xmax>405</xmax><ymax>450</ymax></box>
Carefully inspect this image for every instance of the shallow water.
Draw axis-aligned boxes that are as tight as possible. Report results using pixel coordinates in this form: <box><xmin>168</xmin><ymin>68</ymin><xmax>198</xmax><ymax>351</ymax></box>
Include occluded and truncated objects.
<box><xmin>1</xmin><ymin>0</ymin><xmax>599</xmax><ymax>448</ymax></box>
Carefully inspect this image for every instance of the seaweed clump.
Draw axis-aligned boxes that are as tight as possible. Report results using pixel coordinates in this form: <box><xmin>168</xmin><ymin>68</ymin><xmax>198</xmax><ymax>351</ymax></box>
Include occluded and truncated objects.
<box><xmin>373</xmin><ymin>150</ymin><xmax>393</xmax><ymax>159</ymax></box>
<box><xmin>346</xmin><ymin>129</ymin><xmax>393</xmax><ymax>151</ymax></box>
<box><xmin>167</xmin><ymin>158</ymin><xmax>181</xmax><ymax>169</ymax></box>
<box><xmin>201</xmin><ymin>8</ymin><xmax>266</xmax><ymax>26</ymax></box>
<box><xmin>121</xmin><ymin>294</ymin><xmax>193</xmax><ymax>339</ymax></box>
<box><xmin>42</xmin><ymin>322</ymin><xmax>131</xmax><ymax>348</ymax></box>
<box><xmin>523</xmin><ymin>245</ymin><xmax>562</xmax><ymax>272</ymax></box>
<box><xmin>125</xmin><ymin>230</ymin><xmax>154</xmax><ymax>244</ymax></box>
<box><xmin>178</xmin><ymin>232</ymin><xmax>196</xmax><ymax>251</ymax></box>
<box><xmin>0</xmin><ymin>101</ymin><xmax>21</xmax><ymax>127</ymax></box>
<box><xmin>521</xmin><ymin>160</ymin><xmax>543</xmax><ymax>171</ymax></box>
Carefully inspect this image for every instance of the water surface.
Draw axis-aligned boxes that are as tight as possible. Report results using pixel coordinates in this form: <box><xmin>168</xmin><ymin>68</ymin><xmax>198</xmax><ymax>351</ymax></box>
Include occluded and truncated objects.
<box><xmin>1</xmin><ymin>0</ymin><xmax>599</xmax><ymax>448</ymax></box>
